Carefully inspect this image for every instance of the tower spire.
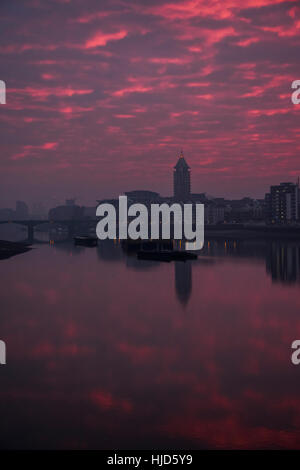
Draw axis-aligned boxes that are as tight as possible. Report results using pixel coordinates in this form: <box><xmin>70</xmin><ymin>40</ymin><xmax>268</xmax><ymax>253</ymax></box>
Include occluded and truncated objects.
<box><xmin>173</xmin><ymin>151</ymin><xmax>191</xmax><ymax>202</ymax></box>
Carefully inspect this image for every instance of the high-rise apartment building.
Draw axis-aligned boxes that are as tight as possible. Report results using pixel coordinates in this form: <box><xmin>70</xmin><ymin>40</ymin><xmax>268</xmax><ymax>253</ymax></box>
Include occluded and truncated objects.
<box><xmin>265</xmin><ymin>182</ymin><xmax>299</xmax><ymax>223</ymax></box>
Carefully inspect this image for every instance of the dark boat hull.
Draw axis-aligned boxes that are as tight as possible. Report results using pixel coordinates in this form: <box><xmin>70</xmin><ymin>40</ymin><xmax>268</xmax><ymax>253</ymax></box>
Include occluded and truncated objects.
<box><xmin>74</xmin><ymin>237</ymin><xmax>98</xmax><ymax>247</ymax></box>
<box><xmin>137</xmin><ymin>250</ymin><xmax>197</xmax><ymax>262</ymax></box>
<box><xmin>122</xmin><ymin>239</ymin><xmax>173</xmax><ymax>253</ymax></box>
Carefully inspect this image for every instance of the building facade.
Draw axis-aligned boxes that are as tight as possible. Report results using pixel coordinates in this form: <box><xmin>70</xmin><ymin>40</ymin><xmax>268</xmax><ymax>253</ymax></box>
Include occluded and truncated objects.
<box><xmin>265</xmin><ymin>182</ymin><xmax>299</xmax><ymax>223</ymax></box>
<box><xmin>48</xmin><ymin>199</ymin><xmax>84</xmax><ymax>221</ymax></box>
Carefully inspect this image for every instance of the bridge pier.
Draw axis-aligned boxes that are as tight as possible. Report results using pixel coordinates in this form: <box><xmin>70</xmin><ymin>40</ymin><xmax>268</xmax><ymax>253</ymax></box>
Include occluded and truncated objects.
<box><xmin>27</xmin><ymin>224</ymin><xmax>34</xmax><ymax>242</ymax></box>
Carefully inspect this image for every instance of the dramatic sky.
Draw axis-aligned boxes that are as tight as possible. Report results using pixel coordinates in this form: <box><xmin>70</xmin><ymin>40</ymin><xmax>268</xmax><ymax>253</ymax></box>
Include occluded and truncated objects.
<box><xmin>0</xmin><ymin>0</ymin><xmax>300</xmax><ymax>208</ymax></box>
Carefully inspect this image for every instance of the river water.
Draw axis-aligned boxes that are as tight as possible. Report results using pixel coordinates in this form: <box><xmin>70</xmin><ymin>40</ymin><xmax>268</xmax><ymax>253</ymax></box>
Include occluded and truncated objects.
<box><xmin>0</xmin><ymin>227</ymin><xmax>300</xmax><ymax>449</ymax></box>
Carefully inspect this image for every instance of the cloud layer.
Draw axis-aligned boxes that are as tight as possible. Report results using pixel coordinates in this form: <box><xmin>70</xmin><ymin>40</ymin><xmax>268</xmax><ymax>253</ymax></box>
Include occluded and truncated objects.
<box><xmin>0</xmin><ymin>0</ymin><xmax>299</xmax><ymax>206</ymax></box>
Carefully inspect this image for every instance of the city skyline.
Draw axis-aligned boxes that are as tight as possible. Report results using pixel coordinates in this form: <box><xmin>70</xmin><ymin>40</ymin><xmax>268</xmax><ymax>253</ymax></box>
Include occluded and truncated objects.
<box><xmin>1</xmin><ymin>149</ymin><xmax>300</xmax><ymax>212</ymax></box>
<box><xmin>1</xmin><ymin>0</ymin><xmax>300</xmax><ymax>207</ymax></box>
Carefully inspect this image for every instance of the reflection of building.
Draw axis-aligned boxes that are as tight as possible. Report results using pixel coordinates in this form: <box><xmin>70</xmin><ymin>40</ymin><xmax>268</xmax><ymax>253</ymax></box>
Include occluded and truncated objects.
<box><xmin>265</xmin><ymin>182</ymin><xmax>299</xmax><ymax>223</ymax></box>
<box><xmin>97</xmin><ymin>239</ymin><xmax>124</xmax><ymax>262</ymax></box>
<box><xmin>266</xmin><ymin>241</ymin><xmax>300</xmax><ymax>284</ymax></box>
<box><xmin>174</xmin><ymin>151</ymin><xmax>191</xmax><ymax>202</ymax></box>
<box><xmin>174</xmin><ymin>261</ymin><xmax>192</xmax><ymax>305</ymax></box>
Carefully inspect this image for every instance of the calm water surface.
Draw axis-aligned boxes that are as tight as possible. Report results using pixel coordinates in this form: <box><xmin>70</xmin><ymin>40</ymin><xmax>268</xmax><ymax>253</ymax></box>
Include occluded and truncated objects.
<box><xmin>1</xmin><ymin>230</ymin><xmax>300</xmax><ymax>449</ymax></box>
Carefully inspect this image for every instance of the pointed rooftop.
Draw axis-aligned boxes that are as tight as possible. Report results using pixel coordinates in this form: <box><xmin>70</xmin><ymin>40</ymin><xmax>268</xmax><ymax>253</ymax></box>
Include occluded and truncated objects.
<box><xmin>174</xmin><ymin>150</ymin><xmax>190</xmax><ymax>170</ymax></box>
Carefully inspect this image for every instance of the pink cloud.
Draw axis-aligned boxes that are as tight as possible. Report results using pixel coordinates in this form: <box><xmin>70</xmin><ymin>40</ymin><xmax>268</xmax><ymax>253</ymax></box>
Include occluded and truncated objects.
<box><xmin>236</xmin><ymin>37</ymin><xmax>260</xmax><ymax>47</ymax></box>
<box><xmin>84</xmin><ymin>29</ymin><xmax>128</xmax><ymax>48</ymax></box>
<box><xmin>260</xmin><ymin>22</ymin><xmax>300</xmax><ymax>38</ymax></box>
<box><xmin>11</xmin><ymin>142</ymin><xmax>58</xmax><ymax>160</ymax></box>
<box><xmin>149</xmin><ymin>57</ymin><xmax>191</xmax><ymax>65</ymax></box>
<box><xmin>112</xmin><ymin>85</ymin><xmax>153</xmax><ymax>97</ymax></box>
<box><xmin>143</xmin><ymin>0</ymin><xmax>295</xmax><ymax>21</ymax></box>
<box><xmin>90</xmin><ymin>390</ymin><xmax>133</xmax><ymax>413</ymax></box>
<box><xmin>186</xmin><ymin>81</ymin><xmax>210</xmax><ymax>87</ymax></box>
<box><xmin>58</xmin><ymin>105</ymin><xmax>93</xmax><ymax>115</ymax></box>
<box><xmin>71</xmin><ymin>11</ymin><xmax>114</xmax><ymax>24</ymax></box>
<box><xmin>10</xmin><ymin>87</ymin><xmax>94</xmax><ymax>101</ymax></box>
<box><xmin>248</xmin><ymin>107</ymin><xmax>294</xmax><ymax>116</ymax></box>
<box><xmin>42</xmin><ymin>142</ymin><xmax>58</xmax><ymax>150</ymax></box>
<box><xmin>114</xmin><ymin>114</ymin><xmax>135</xmax><ymax>118</ymax></box>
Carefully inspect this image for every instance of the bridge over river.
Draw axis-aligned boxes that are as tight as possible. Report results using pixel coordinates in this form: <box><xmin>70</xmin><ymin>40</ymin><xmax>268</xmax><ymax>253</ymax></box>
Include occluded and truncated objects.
<box><xmin>0</xmin><ymin>219</ymin><xmax>98</xmax><ymax>242</ymax></box>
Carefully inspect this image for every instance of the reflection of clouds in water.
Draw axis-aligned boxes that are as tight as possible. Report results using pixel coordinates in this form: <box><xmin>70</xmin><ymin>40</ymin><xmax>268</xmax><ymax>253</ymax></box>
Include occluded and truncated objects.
<box><xmin>0</xmin><ymin>240</ymin><xmax>300</xmax><ymax>448</ymax></box>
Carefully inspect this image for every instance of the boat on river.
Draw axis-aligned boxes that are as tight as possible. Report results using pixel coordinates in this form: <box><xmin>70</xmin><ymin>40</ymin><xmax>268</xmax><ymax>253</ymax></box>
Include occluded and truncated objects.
<box><xmin>137</xmin><ymin>250</ymin><xmax>197</xmax><ymax>262</ymax></box>
<box><xmin>74</xmin><ymin>236</ymin><xmax>98</xmax><ymax>247</ymax></box>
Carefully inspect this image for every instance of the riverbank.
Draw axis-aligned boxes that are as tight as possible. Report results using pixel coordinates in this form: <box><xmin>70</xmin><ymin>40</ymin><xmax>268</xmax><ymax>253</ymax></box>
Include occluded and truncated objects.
<box><xmin>0</xmin><ymin>240</ymin><xmax>32</xmax><ymax>260</ymax></box>
<box><xmin>205</xmin><ymin>224</ymin><xmax>300</xmax><ymax>240</ymax></box>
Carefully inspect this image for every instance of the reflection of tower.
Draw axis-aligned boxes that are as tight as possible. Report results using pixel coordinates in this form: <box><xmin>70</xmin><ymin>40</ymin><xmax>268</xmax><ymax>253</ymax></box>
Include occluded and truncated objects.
<box><xmin>266</xmin><ymin>241</ymin><xmax>300</xmax><ymax>284</ymax></box>
<box><xmin>173</xmin><ymin>151</ymin><xmax>191</xmax><ymax>202</ymax></box>
<box><xmin>175</xmin><ymin>261</ymin><xmax>192</xmax><ymax>305</ymax></box>
<box><xmin>97</xmin><ymin>239</ymin><xmax>123</xmax><ymax>262</ymax></box>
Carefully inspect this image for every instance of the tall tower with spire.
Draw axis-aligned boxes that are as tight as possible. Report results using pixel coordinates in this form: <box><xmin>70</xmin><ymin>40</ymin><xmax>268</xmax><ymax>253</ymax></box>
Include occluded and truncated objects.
<box><xmin>173</xmin><ymin>150</ymin><xmax>191</xmax><ymax>202</ymax></box>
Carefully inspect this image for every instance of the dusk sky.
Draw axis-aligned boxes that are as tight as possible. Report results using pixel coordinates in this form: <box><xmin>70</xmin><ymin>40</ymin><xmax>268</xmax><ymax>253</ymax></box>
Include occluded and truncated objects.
<box><xmin>0</xmin><ymin>0</ymin><xmax>300</xmax><ymax>208</ymax></box>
